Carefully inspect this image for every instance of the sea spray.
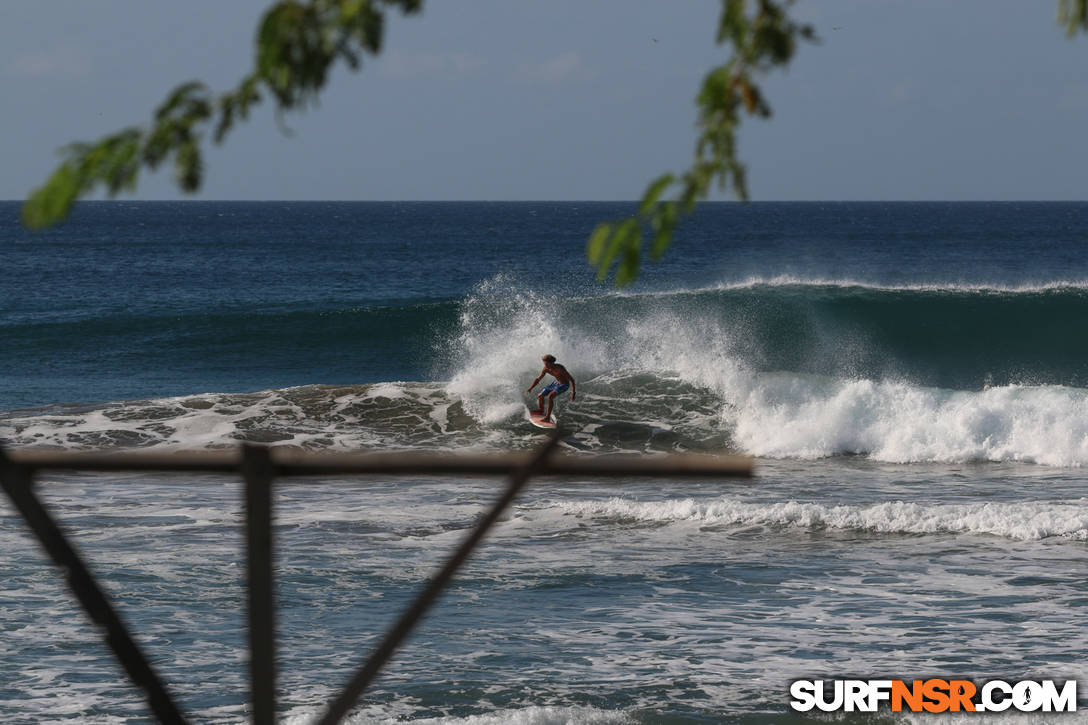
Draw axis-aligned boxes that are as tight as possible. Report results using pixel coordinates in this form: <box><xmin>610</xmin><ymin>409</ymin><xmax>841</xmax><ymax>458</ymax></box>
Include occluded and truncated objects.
<box><xmin>441</xmin><ymin>277</ymin><xmax>1088</xmax><ymax>393</ymax></box>
<box><xmin>12</xmin><ymin>278</ymin><xmax>1088</xmax><ymax>465</ymax></box>
<box><xmin>443</xmin><ymin>276</ymin><xmax>611</xmax><ymax>425</ymax></box>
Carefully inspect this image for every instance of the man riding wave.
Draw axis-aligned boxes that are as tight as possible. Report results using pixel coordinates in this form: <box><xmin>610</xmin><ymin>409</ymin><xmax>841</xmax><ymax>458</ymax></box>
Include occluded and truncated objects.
<box><xmin>525</xmin><ymin>354</ymin><xmax>576</xmax><ymax>421</ymax></box>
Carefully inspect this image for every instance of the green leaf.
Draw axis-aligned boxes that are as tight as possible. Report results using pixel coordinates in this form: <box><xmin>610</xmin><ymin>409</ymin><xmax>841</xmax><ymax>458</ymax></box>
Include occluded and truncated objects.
<box><xmin>595</xmin><ymin>218</ymin><xmax>640</xmax><ymax>282</ymax></box>
<box><xmin>1059</xmin><ymin>0</ymin><xmax>1088</xmax><ymax>34</ymax></box>
<box><xmin>615</xmin><ymin>239</ymin><xmax>641</xmax><ymax>287</ymax></box>
<box><xmin>586</xmin><ymin>222</ymin><xmax>613</xmax><ymax>265</ymax></box>
<box><xmin>358</xmin><ymin>4</ymin><xmax>384</xmax><ymax>53</ymax></box>
<box><xmin>638</xmin><ymin>173</ymin><xmax>674</xmax><ymax>216</ymax></box>
<box><xmin>175</xmin><ymin>141</ymin><xmax>202</xmax><ymax>192</ymax></box>
<box><xmin>258</xmin><ymin>2</ymin><xmax>306</xmax><ymax>103</ymax></box>
<box><xmin>698</xmin><ymin>66</ymin><xmax>731</xmax><ymax>109</ymax></box>
<box><xmin>650</xmin><ymin>202</ymin><xmax>678</xmax><ymax>260</ymax></box>
<box><xmin>720</xmin><ymin>0</ymin><xmax>747</xmax><ymax>46</ymax></box>
<box><xmin>19</xmin><ymin>0</ymin><xmax>421</xmax><ymax>229</ymax></box>
<box><xmin>22</xmin><ymin>164</ymin><xmax>79</xmax><ymax>230</ymax></box>
<box><xmin>155</xmin><ymin>81</ymin><xmax>207</xmax><ymax>121</ymax></box>
<box><xmin>338</xmin><ymin>0</ymin><xmax>367</xmax><ymax>23</ymax></box>
<box><xmin>102</xmin><ymin>134</ymin><xmax>142</xmax><ymax>193</ymax></box>
<box><xmin>215</xmin><ymin>102</ymin><xmax>236</xmax><ymax>144</ymax></box>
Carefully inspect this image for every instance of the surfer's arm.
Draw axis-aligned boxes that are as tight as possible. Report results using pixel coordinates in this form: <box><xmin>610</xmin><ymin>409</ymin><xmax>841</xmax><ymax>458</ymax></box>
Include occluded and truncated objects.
<box><xmin>525</xmin><ymin>370</ymin><xmax>545</xmax><ymax>393</ymax></box>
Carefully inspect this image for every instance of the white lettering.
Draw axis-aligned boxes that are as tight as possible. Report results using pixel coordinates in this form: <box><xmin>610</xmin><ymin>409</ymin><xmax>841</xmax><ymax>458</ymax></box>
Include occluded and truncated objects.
<box><xmin>789</xmin><ymin>678</ymin><xmax>1077</xmax><ymax>714</ymax></box>
<box><xmin>982</xmin><ymin>680</ymin><xmax>1013</xmax><ymax>712</ymax></box>
<box><xmin>868</xmin><ymin>680</ymin><xmax>893</xmax><ymax>711</ymax></box>
<box><xmin>789</xmin><ymin>680</ymin><xmax>817</xmax><ymax>712</ymax></box>
<box><xmin>844</xmin><ymin>680</ymin><xmax>868</xmax><ymax>712</ymax></box>
<box><xmin>815</xmin><ymin>680</ymin><xmax>844</xmax><ymax>712</ymax></box>
<box><xmin>1042</xmin><ymin>680</ymin><xmax>1078</xmax><ymax>712</ymax></box>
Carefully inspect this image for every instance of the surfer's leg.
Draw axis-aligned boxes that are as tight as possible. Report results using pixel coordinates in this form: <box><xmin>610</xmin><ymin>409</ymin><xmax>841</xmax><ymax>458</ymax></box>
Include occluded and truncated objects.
<box><xmin>536</xmin><ymin>393</ymin><xmax>545</xmax><ymax>413</ymax></box>
<box><xmin>545</xmin><ymin>391</ymin><xmax>556</xmax><ymax>418</ymax></box>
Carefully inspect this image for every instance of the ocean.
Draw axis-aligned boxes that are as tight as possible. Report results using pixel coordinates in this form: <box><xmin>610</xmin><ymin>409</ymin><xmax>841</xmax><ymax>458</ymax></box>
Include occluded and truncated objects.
<box><xmin>1</xmin><ymin>200</ymin><xmax>1087</xmax><ymax>723</ymax></box>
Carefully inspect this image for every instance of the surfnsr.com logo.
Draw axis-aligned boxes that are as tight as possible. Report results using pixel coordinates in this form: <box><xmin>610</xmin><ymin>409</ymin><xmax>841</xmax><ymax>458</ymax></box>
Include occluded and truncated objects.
<box><xmin>790</xmin><ymin>679</ymin><xmax>1078</xmax><ymax>713</ymax></box>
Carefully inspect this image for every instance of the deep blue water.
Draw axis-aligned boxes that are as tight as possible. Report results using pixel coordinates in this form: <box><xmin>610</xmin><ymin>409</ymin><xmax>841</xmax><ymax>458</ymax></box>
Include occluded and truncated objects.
<box><xmin>3</xmin><ymin>201</ymin><xmax>1088</xmax><ymax>411</ymax></box>
<box><xmin>2</xmin><ymin>201</ymin><xmax>1088</xmax><ymax>723</ymax></box>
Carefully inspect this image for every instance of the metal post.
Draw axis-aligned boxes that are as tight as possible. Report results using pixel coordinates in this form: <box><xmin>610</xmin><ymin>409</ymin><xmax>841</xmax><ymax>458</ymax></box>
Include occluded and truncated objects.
<box><xmin>242</xmin><ymin>444</ymin><xmax>277</xmax><ymax>724</ymax></box>
<box><xmin>315</xmin><ymin>433</ymin><xmax>563</xmax><ymax>725</ymax></box>
<box><xmin>0</xmin><ymin>447</ymin><xmax>189</xmax><ymax>725</ymax></box>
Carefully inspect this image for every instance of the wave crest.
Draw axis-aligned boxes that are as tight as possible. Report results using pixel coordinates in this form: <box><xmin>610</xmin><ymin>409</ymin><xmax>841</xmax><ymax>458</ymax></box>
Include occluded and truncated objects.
<box><xmin>8</xmin><ymin>277</ymin><xmax>1088</xmax><ymax>465</ymax></box>
<box><xmin>548</xmin><ymin>497</ymin><xmax>1088</xmax><ymax>541</ymax></box>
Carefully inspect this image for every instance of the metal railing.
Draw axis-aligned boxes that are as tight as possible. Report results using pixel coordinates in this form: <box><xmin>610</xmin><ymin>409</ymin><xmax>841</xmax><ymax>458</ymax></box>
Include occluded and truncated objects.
<box><xmin>0</xmin><ymin>440</ymin><xmax>752</xmax><ymax>724</ymax></box>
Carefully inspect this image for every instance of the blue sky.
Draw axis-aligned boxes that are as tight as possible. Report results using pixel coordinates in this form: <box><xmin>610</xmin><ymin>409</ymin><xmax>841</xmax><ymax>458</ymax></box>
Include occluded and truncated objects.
<box><xmin>2</xmin><ymin>1</ymin><xmax>1086</xmax><ymax>201</ymax></box>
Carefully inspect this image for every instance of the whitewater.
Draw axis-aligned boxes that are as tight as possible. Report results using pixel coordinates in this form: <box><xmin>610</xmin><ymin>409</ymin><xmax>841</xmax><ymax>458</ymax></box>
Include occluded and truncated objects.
<box><xmin>8</xmin><ymin>278</ymin><xmax>1088</xmax><ymax>466</ymax></box>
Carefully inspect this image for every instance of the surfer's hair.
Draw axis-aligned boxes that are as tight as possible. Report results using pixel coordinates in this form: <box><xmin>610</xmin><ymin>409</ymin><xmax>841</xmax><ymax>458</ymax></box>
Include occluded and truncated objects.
<box><xmin>542</xmin><ymin>354</ymin><xmax>556</xmax><ymax>363</ymax></box>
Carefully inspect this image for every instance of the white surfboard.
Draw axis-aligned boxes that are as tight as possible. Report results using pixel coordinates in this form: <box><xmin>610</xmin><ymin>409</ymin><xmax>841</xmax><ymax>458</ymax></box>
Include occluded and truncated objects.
<box><xmin>528</xmin><ymin>410</ymin><xmax>557</xmax><ymax>429</ymax></box>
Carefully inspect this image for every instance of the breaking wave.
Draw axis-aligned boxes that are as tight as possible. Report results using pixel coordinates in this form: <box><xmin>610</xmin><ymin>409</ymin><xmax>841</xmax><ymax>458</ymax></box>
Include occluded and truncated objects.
<box><xmin>542</xmin><ymin>496</ymin><xmax>1088</xmax><ymax>541</ymax></box>
<box><xmin>6</xmin><ymin>277</ymin><xmax>1088</xmax><ymax>465</ymax></box>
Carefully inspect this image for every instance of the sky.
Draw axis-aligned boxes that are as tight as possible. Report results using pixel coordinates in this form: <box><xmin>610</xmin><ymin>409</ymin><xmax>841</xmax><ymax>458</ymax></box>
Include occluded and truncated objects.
<box><xmin>2</xmin><ymin>0</ymin><xmax>1086</xmax><ymax>202</ymax></box>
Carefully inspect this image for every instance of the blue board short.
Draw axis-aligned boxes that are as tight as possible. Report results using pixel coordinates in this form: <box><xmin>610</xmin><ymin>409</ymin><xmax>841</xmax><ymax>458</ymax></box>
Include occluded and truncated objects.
<box><xmin>541</xmin><ymin>381</ymin><xmax>570</xmax><ymax>396</ymax></box>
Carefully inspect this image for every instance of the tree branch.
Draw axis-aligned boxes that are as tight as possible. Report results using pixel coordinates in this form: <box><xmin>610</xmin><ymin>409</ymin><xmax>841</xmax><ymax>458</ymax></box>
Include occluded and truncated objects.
<box><xmin>21</xmin><ymin>0</ymin><xmax>422</xmax><ymax>230</ymax></box>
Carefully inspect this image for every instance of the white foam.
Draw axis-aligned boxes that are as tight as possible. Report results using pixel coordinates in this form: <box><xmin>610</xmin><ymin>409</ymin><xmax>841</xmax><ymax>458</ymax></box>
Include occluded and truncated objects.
<box><xmin>11</xmin><ymin>276</ymin><xmax>1088</xmax><ymax>463</ymax></box>
<box><xmin>281</xmin><ymin>705</ymin><xmax>633</xmax><ymax>725</ymax></box>
<box><xmin>444</xmin><ymin>277</ymin><xmax>607</xmax><ymax>425</ymax></box>
<box><xmin>625</xmin><ymin>275</ymin><xmax>1088</xmax><ymax>296</ymax></box>
<box><xmin>442</xmin><ymin>277</ymin><xmax>738</xmax><ymax>428</ymax></box>
<box><xmin>550</xmin><ymin>496</ymin><xmax>1088</xmax><ymax>541</ymax></box>
<box><xmin>730</xmin><ymin>377</ymin><xmax>1088</xmax><ymax>466</ymax></box>
<box><xmin>364</xmin><ymin>382</ymin><xmax>409</xmax><ymax>400</ymax></box>
<box><xmin>898</xmin><ymin>709</ymin><xmax>1088</xmax><ymax>725</ymax></box>
<box><xmin>0</xmin><ymin>384</ymin><xmax>450</xmax><ymax>452</ymax></box>
<box><xmin>441</xmin><ymin>275</ymin><xmax>1088</xmax><ymax>465</ymax></box>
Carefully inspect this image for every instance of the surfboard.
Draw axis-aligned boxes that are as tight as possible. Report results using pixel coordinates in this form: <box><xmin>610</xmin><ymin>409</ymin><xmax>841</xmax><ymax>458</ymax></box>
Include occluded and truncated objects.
<box><xmin>528</xmin><ymin>410</ymin><xmax>557</xmax><ymax>429</ymax></box>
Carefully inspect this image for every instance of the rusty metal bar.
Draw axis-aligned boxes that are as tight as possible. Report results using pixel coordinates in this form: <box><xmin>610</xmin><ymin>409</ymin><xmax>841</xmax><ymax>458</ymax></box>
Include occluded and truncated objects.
<box><xmin>0</xmin><ymin>449</ymin><xmax>190</xmax><ymax>725</ymax></box>
<box><xmin>242</xmin><ymin>444</ymin><xmax>277</xmax><ymax>724</ymax></box>
<box><xmin>3</xmin><ymin>448</ymin><xmax>752</xmax><ymax>478</ymax></box>
<box><xmin>315</xmin><ymin>433</ymin><xmax>564</xmax><ymax>725</ymax></box>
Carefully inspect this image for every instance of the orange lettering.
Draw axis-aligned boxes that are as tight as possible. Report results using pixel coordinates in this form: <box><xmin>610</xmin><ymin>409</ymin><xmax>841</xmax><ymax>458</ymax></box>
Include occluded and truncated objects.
<box><xmin>948</xmin><ymin>680</ymin><xmax>976</xmax><ymax>712</ymax></box>
<box><xmin>892</xmin><ymin>680</ymin><xmax>924</xmax><ymax>712</ymax></box>
<box><xmin>922</xmin><ymin>679</ymin><xmax>951</xmax><ymax>713</ymax></box>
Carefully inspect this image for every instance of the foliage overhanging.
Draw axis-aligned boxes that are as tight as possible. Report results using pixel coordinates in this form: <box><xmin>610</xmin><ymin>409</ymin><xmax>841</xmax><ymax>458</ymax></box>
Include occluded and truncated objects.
<box><xmin>21</xmin><ymin>0</ymin><xmax>1088</xmax><ymax>284</ymax></box>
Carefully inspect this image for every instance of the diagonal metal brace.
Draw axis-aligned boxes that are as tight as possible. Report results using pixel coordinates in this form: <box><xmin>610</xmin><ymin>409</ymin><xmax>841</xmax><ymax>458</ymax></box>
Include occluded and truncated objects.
<box><xmin>0</xmin><ymin>447</ymin><xmax>190</xmax><ymax>725</ymax></box>
<box><xmin>315</xmin><ymin>432</ymin><xmax>563</xmax><ymax>725</ymax></box>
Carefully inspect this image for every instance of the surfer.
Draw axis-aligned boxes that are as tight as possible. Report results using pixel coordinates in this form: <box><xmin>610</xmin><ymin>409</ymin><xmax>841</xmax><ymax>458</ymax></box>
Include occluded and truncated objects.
<box><xmin>525</xmin><ymin>354</ymin><xmax>576</xmax><ymax>421</ymax></box>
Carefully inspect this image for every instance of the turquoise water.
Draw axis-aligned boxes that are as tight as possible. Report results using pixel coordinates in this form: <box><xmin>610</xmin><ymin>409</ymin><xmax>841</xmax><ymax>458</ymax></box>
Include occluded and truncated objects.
<box><xmin>2</xmin><ymin>202</ymin><xmax>1088</xmax><ymax>722</ymax></box>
